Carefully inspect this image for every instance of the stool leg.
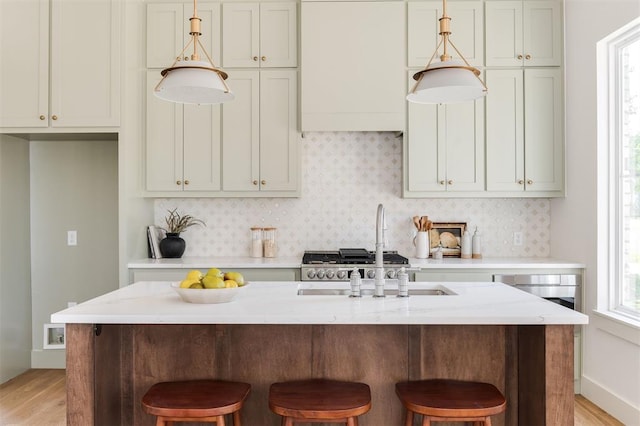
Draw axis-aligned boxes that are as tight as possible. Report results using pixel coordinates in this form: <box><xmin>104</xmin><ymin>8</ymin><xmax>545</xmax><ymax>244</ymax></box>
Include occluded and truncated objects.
<box><xmin>485</xmin><ymin>418</ymin><xmax>492</xmax><ymax>426</ymax></box>
<box><xmin>347</xmin><ymin>416</ymin><xmax>358</xmax><ymax>426</ymax></box>
<box><xmin>422</xmin><ymin>416</ymin><xmax>431</xmax><ymax>426</ymax></box>
<box><xmin>283</xmin><ymin>417</ymin><xmax>293</xmax><ymax>426</ymax></box>
<box><xmin>404</xmin><ymin>410</ymin><xmax>413</xmax><ymax>426</ymax></box>
<box><xmin>233</xmin><ymin>410</ymin><xmax>242</xmax><ymax>426</ymax></box>
<box><xmin>216</xmin><ymin>415</ymin><xmax>225</xmax><ymax>426</ymax></box>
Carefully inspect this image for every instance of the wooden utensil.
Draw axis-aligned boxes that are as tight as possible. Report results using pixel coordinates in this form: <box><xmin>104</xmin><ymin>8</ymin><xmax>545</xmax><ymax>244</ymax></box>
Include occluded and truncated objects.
<box><xmin>413</xmin><ymin>216</ymin><xmax>421</xmax><ymax>230</ymax></box>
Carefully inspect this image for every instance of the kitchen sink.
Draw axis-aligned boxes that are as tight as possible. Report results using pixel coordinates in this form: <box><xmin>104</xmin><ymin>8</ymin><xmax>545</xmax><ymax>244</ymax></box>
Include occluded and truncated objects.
<box><xmin>297</xmin><ymin>283</ymin><xmax>456</xmax><ymax>296</ymax></box>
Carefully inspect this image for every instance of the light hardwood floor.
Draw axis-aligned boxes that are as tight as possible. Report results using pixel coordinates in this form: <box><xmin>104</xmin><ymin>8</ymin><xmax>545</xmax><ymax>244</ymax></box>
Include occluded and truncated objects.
<box><xmin>0</xmin><ymin>369</ymin><xmax>626</xmax><ymax>425</ymax></box>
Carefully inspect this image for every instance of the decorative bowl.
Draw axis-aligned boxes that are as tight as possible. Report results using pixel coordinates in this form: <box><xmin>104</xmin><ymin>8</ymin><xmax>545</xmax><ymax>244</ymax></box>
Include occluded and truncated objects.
<box><xmin>171</xmin><ymin>282</ymin><xmax>247</xmax><ymax>304</ymax></box>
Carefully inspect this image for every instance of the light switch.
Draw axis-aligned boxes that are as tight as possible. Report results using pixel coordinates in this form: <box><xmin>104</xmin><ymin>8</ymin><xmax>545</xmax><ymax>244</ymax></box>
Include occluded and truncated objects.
<box><xmin>67</xmin><ymin>230</ymin><xmax>77</xmax><ymax>246</ymax></box>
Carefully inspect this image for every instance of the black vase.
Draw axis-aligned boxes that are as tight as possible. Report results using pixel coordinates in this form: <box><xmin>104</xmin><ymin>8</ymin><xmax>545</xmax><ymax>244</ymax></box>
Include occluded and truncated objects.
<box><xmin>159</xmin><ymin>233</ymin><xmax>186</xmax><ymax>258</ymax></box>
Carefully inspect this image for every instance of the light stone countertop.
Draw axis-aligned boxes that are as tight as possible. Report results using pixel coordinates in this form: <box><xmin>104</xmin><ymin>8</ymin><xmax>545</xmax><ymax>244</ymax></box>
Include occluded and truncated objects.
<box><xmin>128</xmin><ymin>256</ymin><xmax>584</xmax><ymax>270</ymax></box>
<box><xmin>51</xmin><ymin>281</ymin><xmax>588</xmax><ymax>325</ymax></box>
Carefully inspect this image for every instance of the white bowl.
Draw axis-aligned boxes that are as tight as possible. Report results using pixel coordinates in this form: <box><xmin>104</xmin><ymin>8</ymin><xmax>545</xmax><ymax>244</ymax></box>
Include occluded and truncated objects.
<box><xmin>171</xmin><ymin>282</ymin><xmax>247</xmax><ymax>304</ymax></box>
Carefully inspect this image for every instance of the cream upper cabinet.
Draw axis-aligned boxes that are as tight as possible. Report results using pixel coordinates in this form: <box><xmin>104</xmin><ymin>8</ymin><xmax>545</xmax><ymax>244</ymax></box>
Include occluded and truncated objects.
<box><xmin>408</xmin><ymin>1</ymin><xmax>484</xmax><ymax>68</ymax></box>
<box><xmin>146</xmin><ymin>71</ymin><xmax>222</xmax><ymax>193</ymax></box>
<box><xmin>222</xmin><ymin>70</ymin><xmax>299</xmax><ymax>194</ymax></box>
<box><xmin>146</xmin><ymin>2</ymin><xmax>221</xmax><ymax>69</ymax></box>
<box><xmin>485</xmin><ymin>0</ymin><xmax>562</xmax><ymax>67</ymax></box>
<box><xmin>485</xmin><ymin>68</ymin><xmax>564</xmax><ymax>194</ymax></box>
<box><xmin>222</xmin><ymin>2</ymin><xmax>297</xmax><ymax>68</ymax></box>
<box><xmin>301</xmin><ymin>1</ymin><xmax>405</xmax><ymax>131</ymax></box>
<box><xmin>405</xmin><ymin>73</ymin><xmax>485</xmax><ymax>195</ymax></box>
<box><xmin>0</xmin><ymin>0</ymin><xmax>120</xmax><ymax>129</ymax></box>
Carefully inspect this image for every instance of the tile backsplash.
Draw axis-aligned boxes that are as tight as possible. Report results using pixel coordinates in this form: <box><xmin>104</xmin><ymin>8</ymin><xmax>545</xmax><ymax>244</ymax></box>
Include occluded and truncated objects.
<box><xmin>155</xmin><ymin>132</ymin><xmax>550</xmax><ymax>258</ymax></box>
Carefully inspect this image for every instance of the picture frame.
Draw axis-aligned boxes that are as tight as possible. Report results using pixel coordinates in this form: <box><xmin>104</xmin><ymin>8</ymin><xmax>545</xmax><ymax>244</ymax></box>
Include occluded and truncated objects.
<box><xmin>43</xmin><ymin>323</ymin><xmax>65</xmax><ymax>349</ymax></box>
<box><xmin>429</xmin><ymin>222</ymin><xmax>467</xmax><ymax>257</ymax></box>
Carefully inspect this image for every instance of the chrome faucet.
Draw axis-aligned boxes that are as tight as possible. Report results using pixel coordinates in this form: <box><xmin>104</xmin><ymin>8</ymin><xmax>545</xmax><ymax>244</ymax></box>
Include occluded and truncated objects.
<box><xmin>374</xmin><ymin>203</ymin><xmax>386</xmax><ymax>297</ymax></box>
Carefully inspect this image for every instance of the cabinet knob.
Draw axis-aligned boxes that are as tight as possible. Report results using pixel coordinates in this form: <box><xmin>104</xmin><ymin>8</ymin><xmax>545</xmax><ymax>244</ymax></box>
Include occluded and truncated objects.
<box><xmin>517</xmin><ymin>179</ymin><xmax>524</xmax><ymax>185</ymax></box>
<box><xmin>184</xmin><ymin>180</ymin><xmax>189</xmax><ymax>185</ymax></box>
<box><xmin>39</xmin><ymin>115</ymin><xmax>45</xmax><ymax>120</ymax></box>
<box><xmin>51</xmin><ymin>115</ymin><xmax>58</xmax><ymax>120</ymax></box>
<box><xmin>525</xmin><ymin>54</ymin><xmax>531</xmax><ymax>60</ymax></box>
<box><xmin>176</xmin><ymin>180</ymin><xmax>181</xmax><ymax>185</ymax></box>
<box><xmin>261</xmin><ymin>180</ymin><xmax>266</xmax><ymax>185</ymax></box>
<box><xmin>527</xmin><ymin>179</ymin><xmax>533</xmax><ymax>185</ymax></box>
<box><xmin>439</xmin><ymin>180</ymin><xmax>445</xmax><ymax>185</ymax></box>
<box><xmin>261</xmin><ymin>56</ymin><xmax>266</xmax><ymax>61</ymax></box>
<box><xmin>252</xmin><ymin>180</ymin><xmax>258</xmax><ymax>185</ymax></box>
<box><xmin>447</xmin><ymin>180</ymin><xmax>453</xmax><ymax>185</ymax></box>
<box><xmin>253</xmin><ymin>56</ymin><xmax>258</xmax><ymax>61</ymax></box>
<box><xmin>517</xmin><ymin>54</ymin><xmax>523</xmax><ymax>60</ymax></box>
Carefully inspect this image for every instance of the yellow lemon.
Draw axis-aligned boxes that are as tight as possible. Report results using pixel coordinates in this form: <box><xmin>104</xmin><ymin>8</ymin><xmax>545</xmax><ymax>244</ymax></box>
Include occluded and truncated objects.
<box><xmin>205</xmin><ymin>267</ymin><xmax>224</xmax><ymax>278</ymax></box>
<box><xmin>180</xmin><ymin>278</ymin><xmax>199</xmax><ymax>288</ymax></box>
<box><xmin>185</xmin><ymin>270</ymin><xmax>203</xmax><ymax>281</ymax></box>
<box><xmin>224</xmin><ymin>272</ymin><xmax>245</xmax><ymax>286</ymax></box>
<box><xmin>202</xmin><ymin>275</ymin><xmax>225</xmax><ymax>289</ymax></box>
<box><xmin>224</xmin><ymin>279</ymin><xmax>238</xmax><ymax>288</ymax></box>
<box><xmin>189</xmin><ymin>282</ymin><xmax>204</xmax><ymax>289</ymax></box>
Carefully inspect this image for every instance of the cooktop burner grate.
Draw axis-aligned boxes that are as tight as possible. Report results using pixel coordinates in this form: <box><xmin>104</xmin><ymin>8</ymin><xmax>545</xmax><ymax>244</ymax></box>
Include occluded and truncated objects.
<box><xmin>302</xmin><ymin>248</ymin><xmax>409</xmax><ymax>265</ymax></box>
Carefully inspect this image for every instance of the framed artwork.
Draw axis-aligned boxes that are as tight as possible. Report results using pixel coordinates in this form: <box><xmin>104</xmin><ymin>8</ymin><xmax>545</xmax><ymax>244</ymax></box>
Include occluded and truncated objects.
<box><xmin>429</xmin><ymin>222</ymin><xmax>466</xmax><ymax>257</ymax></box>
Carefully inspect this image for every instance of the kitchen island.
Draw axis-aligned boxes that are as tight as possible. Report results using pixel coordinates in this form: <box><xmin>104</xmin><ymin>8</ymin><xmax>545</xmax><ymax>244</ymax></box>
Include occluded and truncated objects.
<box><xmin>52</xmin><ymin>281</ymin><xmax>588</xmax><ymax>426</ymax></box>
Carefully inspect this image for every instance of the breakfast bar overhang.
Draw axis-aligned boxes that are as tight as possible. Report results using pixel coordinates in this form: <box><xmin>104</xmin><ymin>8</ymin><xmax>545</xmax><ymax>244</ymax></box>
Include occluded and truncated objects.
<box><xmin>52</xmin><ymin>281</ymin><xmax>588</xmax><ymax>426</ymax></box>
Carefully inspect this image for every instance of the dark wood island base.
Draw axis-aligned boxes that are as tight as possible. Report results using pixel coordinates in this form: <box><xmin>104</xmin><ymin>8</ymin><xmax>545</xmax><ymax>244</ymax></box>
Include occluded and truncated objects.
<box><xmin>66</xmin><ymin>324</ymin><xmax>573</xmax><ymax>426</ymax></box>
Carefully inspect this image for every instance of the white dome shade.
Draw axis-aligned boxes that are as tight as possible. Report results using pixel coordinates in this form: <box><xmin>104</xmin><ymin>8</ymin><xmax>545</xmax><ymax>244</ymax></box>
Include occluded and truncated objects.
<box><xmin>154</xmin><ymin>61</ymin><xmax>234</xmax><ymax>105</ymax></box>
<box><xmin>407</xmin><ymin>60</ymin><xmax>486</xmax><ymax>104</ymax></box>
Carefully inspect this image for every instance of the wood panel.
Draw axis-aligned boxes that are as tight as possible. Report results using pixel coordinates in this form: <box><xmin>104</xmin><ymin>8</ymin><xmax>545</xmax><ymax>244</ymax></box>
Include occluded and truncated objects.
<box><xmin>518</xmin><ymin>325</ymin><xmax>574</xmax><ymax>426</ymax></box>
<box><xmin>94</xmin><ymin>324</ymin><xmax>122</xmax><ymax>426</ymax></box>
<box><xmin>312</xmin><ymin>325</ymin><xmax>409</xmax><ymax>425</ymax></box>
<box><xmin>408</xmin><ymin>325</ymin><xmax>507</xmax><ymax>426</ymax></box>
<box><xmin>217</xmin><ymin>324</ymin><xmax>313</xmax><ymax>426</ymax></box>
<box><xmin>131</xmin><ymin>325</ymin><xmax>219</xmax><ymax>426</ymax></box>
<box><xmin>65</xmin><ymin>324</ymin><xmax>95</xmax><ymax>425</ymax></box>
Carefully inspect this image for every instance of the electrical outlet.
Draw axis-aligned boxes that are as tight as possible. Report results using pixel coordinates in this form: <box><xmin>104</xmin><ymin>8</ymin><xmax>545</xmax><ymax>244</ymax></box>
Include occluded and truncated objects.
<box><xmin>67</xmin><ymin>230</ymin><xmax>77</xmax><ymax>246</ymax></box>
<box><xmin>513</xmin><ymin>232</ymin><xmax>523</xmax><ymax>246</ymax></box>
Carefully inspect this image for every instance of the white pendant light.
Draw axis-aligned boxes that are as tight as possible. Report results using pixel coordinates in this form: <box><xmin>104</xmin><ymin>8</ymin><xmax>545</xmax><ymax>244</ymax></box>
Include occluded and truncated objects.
<box><xmin>154</xmin><ymin>0</ymin><xmax>233</xmax><ymax>104</ymax></box>
<box><xmin>408</xmin><ymin>0</ymin><xmax>487</xmax><ymax>104</ymax></box>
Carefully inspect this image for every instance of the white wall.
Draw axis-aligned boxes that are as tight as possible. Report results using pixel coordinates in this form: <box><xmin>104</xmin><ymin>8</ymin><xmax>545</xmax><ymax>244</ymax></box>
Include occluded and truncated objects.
<box><xmin>551</xmin><ymin>1</ymin><xmax>640</xmax><ymax>423</ymax></box>
<box><xmin>29</xmin><ymin>139</ymin><xmax>119</xmax><ymax>368</ymax></box>
<box><xmin>0</xmin><ymin>135</ymin><xmax>32</xmax><ymax>383</ymax></box>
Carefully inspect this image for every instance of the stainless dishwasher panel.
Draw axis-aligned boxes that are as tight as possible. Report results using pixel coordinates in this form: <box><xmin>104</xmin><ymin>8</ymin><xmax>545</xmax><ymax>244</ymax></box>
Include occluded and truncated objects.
<box><xmin>493</xmin><ymin>274</ymin><xmax>582</xmax><ymax>312</ymax></box>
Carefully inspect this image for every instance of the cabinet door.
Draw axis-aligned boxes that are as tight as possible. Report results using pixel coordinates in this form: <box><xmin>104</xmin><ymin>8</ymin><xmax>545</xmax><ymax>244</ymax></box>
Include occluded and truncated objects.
<box><xmin>444</xmin><ymin>99</ymin><xmax>485</xmax><ymax>191</ymax></box>
<box><xmin>147</xmin><ymin>3</ymin><xmax>221</xmax><ymax>69</ymax></box>
<box><xmin>406</xmin><ymin>72</ymin><xmax>444</xmax><ymax>192</ymax></box>
<box><xmin>222</xmin><ymin>3</ymin><xmax>260</xmax><ymax>68</ymax></box>
<box><xmin>486</xmin><ymin>69</ymin><xmax>525</xmax><ymax>192</ymax></box>
<box><xmin>523</xmin><ymin>1</ymin><xmax>562</xmax><ymax>66</ymax></box>
<box><xmin>50</xmin><ymin>0</ymin><xmax>120</xmax><ymax>127</ymax></box>
<box><xmin>259</xmin><ymin>70</ymin><xmax>298</xmax><ymax>191</ymax></box>
<box><xmin>146</xmin><ymin>71</ymin><xmax>184</xmax><ymax>192</ymax></box>
<box><xmin>524</xmin><ymin>68</ymin><xmax>563</xmax><ymax>192</ymax></box>
<box><xmin>485</xmin><ymin>1</ymin><xmax>522</xmax><ymax>67</ymax></box>
<box><xmin>183</xmin><ymin>104</ymin><xmax>222</xmax><ymax>191</ymax></box>
<box><xmin>146</xmin><ymin>3</ymin><xmax>183</xmax><ymax>68</ymax></box>
<box><xmin>222</xmin><ymin>70</ymin><xmax>260</xmax><ymax>191</ymax></box>
<box><xmin>0</xmin><ymin>0</ymin><xmax>49</xmax><ymax>128</ymax></box>
<box><xmin>301</xmin><ymin>1</ymin><xmax>405</xmax><ymax>131</ymax></box>
<box><xmin>408</xmin><ymin>1</ymin><xmax>483</xmax><ymax>68</ymax></box>
<box><xmin>260</xmin><ymin>2</ymin><xmax>297</xmax><ymax>68</ymax></box>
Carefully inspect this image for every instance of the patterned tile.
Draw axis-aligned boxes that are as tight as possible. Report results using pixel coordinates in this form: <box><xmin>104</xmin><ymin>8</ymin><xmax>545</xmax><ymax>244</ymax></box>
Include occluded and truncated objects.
<box><xmin>155</xmin><ymin>132</ymin><xmax>550</xmax><ymax>258</ymax></box>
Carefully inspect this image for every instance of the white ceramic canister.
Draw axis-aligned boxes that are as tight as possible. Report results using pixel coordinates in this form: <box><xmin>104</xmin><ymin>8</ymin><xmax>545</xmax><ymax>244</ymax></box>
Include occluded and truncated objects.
<box><xmin>461</xmin><ymin>229</ymin><xmax>472</xmax><ymax>259</ymax></box>
<box><xmin>413</xmin><ymin>231</ymin><xmax>430</xmax><ymax>259</ymax></box>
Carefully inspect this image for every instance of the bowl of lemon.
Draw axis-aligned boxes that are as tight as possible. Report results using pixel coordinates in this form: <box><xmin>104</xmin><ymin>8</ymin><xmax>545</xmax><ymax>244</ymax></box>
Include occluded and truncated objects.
<box><xmin>172</xmin><ymin>268</ymin><xmax>248</xmax><ymax>304</ymax></box>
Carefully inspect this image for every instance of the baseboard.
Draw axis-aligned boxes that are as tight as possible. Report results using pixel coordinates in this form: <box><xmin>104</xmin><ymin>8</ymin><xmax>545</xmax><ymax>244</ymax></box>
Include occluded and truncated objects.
<box><xmin>581</xmin><ymin>375</ymin><xmax>640</xmax><ymax>425</ymax></box>
<box><xmin>31</xmin><ymin>349</ymin><xmax>65</xmax><ymax>369</ymax></box>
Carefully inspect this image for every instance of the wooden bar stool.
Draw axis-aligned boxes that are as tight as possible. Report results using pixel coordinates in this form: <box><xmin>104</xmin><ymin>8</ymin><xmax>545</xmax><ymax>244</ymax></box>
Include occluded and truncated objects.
<box><xmin>269</xmin><ymin>378</ymin><xmax>371</xmax><ymax>426</ymax></box>
<box><xmin>142</xmin><ymin>379</ymin><xmax>251</xmax><ymax>426</ymax></box>
<box><xmin>395</xmin><ymin>379</ymin><xmax>506</xmax><ymax>426</ymax></box>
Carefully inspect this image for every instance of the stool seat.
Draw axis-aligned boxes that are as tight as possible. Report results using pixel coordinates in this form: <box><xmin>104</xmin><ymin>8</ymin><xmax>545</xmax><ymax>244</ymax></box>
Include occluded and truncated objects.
<box><xmin>396</xmin><ymin>379</ymin><xmax>506</xmax><ymax>426</ymax></box>
<box><xmin>142</xmin><ymin>379</ymin><xmax>251</xmax><ymax>426</ymax></box>
<box><xmin>269</xmin><ymin>378</ymin><xmax>371</xmax><ymax>425</ymax></box>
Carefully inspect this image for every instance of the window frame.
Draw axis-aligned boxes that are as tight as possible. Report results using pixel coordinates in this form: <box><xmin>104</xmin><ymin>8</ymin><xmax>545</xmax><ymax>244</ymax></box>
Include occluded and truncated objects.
<box><xmin>597</xmin><ymin>16</ymin><xmax>640</xmax><ymax>327</ymax></box>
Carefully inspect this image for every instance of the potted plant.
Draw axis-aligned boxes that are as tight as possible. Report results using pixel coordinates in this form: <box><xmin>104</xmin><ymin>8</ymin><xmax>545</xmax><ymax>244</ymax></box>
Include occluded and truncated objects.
<box><xmin>159</xmin><ymin>208</ymin><xmax>205</xmax><ymax>258</ymax></box>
